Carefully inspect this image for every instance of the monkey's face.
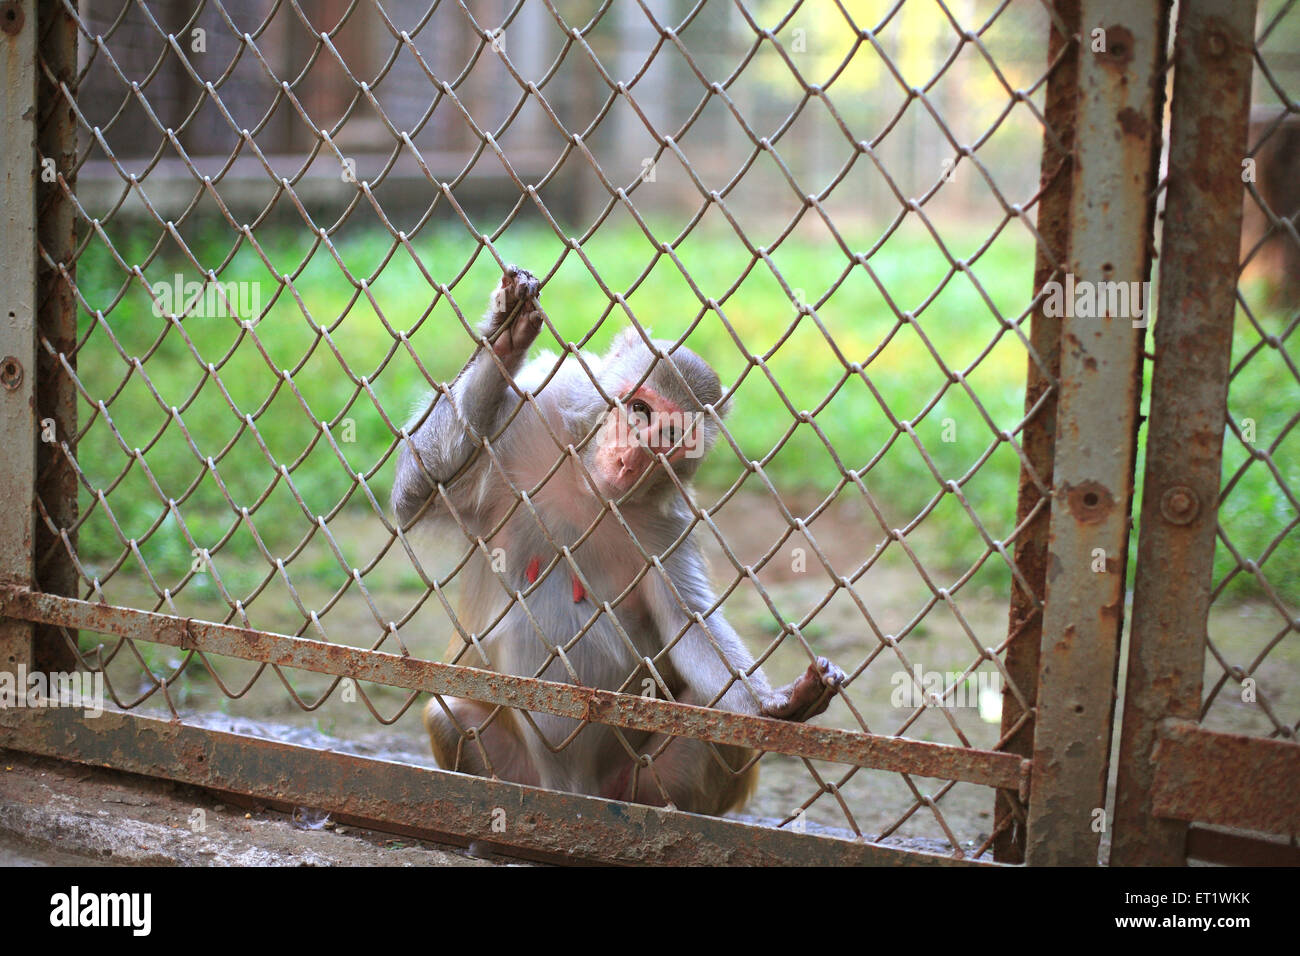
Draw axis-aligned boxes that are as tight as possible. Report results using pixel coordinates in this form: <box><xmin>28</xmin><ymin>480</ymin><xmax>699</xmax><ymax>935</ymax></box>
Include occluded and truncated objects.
<box><xmin>588</xmin><ymin>386</ymin><xmax>705</xmax><ymax>500</ymax></box>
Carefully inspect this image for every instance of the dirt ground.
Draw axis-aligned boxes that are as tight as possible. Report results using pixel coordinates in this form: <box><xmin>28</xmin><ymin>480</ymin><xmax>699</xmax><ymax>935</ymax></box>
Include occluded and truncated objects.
<box><xmin>82</xmin><ymin>487</ymin><xmax>1295</xmax><ymax>859</ymax></box>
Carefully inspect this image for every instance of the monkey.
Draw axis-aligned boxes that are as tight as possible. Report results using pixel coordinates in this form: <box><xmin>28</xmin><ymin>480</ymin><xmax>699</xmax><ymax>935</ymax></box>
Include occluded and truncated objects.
<box><xmin>392</xmin><ymin>265</ymin><xmax>845</xmax><ymax>816</ymax></box>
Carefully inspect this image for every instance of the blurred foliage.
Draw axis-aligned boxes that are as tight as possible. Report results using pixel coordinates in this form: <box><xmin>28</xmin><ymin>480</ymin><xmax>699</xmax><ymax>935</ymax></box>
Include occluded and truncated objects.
<box><xmin>751</xmin><ymin>0</ymin><xmax>1049</xmax><ymax>95</ymax></box>
<box><xmin>1213</xmin><ymin>282</ymin><xmax>1300</xmax><ymax>606</ymax></box>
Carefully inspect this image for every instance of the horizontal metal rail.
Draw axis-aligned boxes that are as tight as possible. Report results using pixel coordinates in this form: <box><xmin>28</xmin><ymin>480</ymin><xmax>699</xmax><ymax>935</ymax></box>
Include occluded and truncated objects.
<box><xmin>0</xmin><ymin>706</ymin><xmax>994</xmax><ymax>866</ymax></box>
<box><xmin>1185</xmin><ymin>825</ymin><xmax>1300</xmax><ymax>867</ymax></box>
<box><xmin>1151</xmin><ymin>720</ymin><xmax>1300</xmax><ymax>835</ymax></box>
<box><xmin>0</xmin><ymin>586</ymin><xmax>1030</xmax><ymax>794</ymax></box>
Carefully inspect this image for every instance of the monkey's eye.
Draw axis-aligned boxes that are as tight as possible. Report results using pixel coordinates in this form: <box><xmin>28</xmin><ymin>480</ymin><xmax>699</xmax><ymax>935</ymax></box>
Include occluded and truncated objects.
<box><xmin>628</xmin><ymin>399</ymin><xmax>652</xmax><ymax>425</ymax></box>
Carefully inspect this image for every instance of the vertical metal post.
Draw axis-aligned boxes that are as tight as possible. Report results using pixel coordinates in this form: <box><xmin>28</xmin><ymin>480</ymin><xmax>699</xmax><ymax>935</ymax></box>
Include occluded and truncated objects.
<box><xmin>0</xmin><ymin>0</ymin><xmax>40</xmax><ymax>673</ymax></box>
<box><xmin>1110</xmin><ymin>0</ymin><xmax>1258</xmax><ymax>867</ymax></box>
<box><xmin>1023</xmin><ymin>0</ymin><xmax>1170</xmax><ymax>866</ymax></box>
<box><xmin>34</xmin><ymin>0</ymin><xmax>79</xmax><ymax>671</ymax></box>
<box><xmin>995</xmin><ymin>0</ymin><xmax>1079</xmax><ymax>864</ymax></box>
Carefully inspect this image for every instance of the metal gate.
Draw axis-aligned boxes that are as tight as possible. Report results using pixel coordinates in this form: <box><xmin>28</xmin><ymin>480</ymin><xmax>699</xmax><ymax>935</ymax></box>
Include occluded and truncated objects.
<box><xmin>1109</xmin><ymin>0</ymin><xmax>1300</xmax><ymax>866</ymax></box>
<box><xmin>0</xmin><ymin>0</ymin><xmax>1296</xmax><ymax>865</ymax></box>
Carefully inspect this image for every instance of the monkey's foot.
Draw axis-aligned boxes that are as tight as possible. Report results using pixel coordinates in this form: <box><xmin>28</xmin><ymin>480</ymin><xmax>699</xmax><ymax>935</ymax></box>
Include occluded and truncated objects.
<box><xmin>485</xmin><ymin>264</ymin><xmax>543</xmax><ymax>357</ymax></box>
<box><xmin>761</xmin><ymin>657</ymin><xmax>846</xmax><ymax>722</ymax></box>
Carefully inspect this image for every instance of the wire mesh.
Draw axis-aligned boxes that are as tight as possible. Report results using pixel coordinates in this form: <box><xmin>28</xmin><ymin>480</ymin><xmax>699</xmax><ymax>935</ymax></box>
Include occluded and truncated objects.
<box><xmin>28</xmin><ymin>0</ymin><xmax>1081</xmax><ymax>857</ymax></box>
<box><xmin>1203</xmin><ymin>0</ymin><xmax>1299</xmax><ymax>745</ymax></box>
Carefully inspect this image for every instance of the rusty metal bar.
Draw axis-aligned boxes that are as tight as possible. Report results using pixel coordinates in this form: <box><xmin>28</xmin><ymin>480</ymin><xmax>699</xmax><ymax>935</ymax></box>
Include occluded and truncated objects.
<box><xmin>995</xmin><ymin>0</ymin><xmax>1078</xmax><ymax>864</ymax></box>
<box><xmin>1110</xmin><ymin>0</ymin><xmax>1259</xmax><ymax>867</ymax></box>
<box><xmin>0</xmin><ymin>0</ymin><xmax>39</xmax><ymax>674</ymax></box>
<box><xmin>1185</xmin><ymin>825</ymin><xmax>1300</xmax><ymax>867</ymax></box>
<box><xmin>0</xmin><ymin>587</ymin><xmax>1030</xmax><ymax>792</ymax></box>
<box><xmin>1150</xmin><ymin>720</ymin><xmax>1300</xmax><ymax>835</ymax></box>
<box><xmin>0</xmin><ymin>706</ymin><xmax>996</xmax><ymax>866</ymax></box>
<box><xmin>32</xmin><ymin>0</ymin><xmax>78</xmax><ymax>673</ymax></box>
<box><xmin>1023</xmin><ymin>0</ymin><xmax>1170</xmax><ymax>866</ymax></box>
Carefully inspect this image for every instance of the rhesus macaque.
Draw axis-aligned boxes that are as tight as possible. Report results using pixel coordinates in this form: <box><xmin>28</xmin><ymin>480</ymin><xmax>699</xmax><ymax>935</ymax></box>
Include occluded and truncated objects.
<box><xmin>392</xmin><ymin>266</ymin><xmax>844</xmax><ymax>815</ymax></box>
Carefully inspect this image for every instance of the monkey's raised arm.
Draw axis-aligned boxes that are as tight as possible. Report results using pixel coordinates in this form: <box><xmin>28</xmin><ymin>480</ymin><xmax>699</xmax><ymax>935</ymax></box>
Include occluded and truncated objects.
<box><xmin>392</xmin><ymin>267</ymin><xmax>543</xmax><ymax>529</ymax></box>
<box><xmin>645</xmin><ymin>541</ymin><xmax>845</xmax><ymax>723</ymax></box>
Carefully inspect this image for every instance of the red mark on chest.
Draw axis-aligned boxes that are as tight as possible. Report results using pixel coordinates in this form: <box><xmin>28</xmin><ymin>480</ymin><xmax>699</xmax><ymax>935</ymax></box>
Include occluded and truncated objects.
<box><xmin>524</xmin><ymin>554</ymin><xmax>586</xmax><ymax>603</ymax></box>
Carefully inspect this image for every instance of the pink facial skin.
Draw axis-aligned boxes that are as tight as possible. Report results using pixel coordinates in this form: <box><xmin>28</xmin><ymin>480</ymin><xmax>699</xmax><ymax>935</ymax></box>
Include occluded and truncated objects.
<box><xmin>592</xmin><ymin>384</ymin><xmax>688</xmax><ymax>496</ymax></box>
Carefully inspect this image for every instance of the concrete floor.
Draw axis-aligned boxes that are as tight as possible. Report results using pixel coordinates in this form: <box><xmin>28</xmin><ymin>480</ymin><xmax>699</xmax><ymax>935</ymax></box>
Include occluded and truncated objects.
<box><xmin>0</xmin><ymin>749</ymin><xmax>522</xmax><ymax>867</ymax></box>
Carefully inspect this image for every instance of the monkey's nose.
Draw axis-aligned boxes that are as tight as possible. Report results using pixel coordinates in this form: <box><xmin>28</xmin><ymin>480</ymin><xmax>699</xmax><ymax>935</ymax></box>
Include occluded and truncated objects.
<box><xmin>618</xmin><ymin>446</ymin><xmax>651</xmax><ymax>477</ymax></box>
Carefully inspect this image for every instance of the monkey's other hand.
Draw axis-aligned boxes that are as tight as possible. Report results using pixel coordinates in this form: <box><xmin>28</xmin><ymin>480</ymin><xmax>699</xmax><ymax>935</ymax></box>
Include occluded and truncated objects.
<box><xmin>761</xmin><ymin>657</ymin><xmax>845</xmax><ymax>722</ymax></box>
<box><xmin>485</xmin><ymin>264</ymin><xmax>543</xmax><ymax>358</ymax></box>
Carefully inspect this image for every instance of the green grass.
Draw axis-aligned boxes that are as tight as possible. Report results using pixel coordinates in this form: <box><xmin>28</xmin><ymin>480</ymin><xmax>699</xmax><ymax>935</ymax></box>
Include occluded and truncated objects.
<box><xmin>68</xmin><ymin>216</ymin><xmax>1296</xmax><ymax>608</ymax></box>
<box><xmin>1212</xmin><ymin>290</ymin><xmax>1300</xmax><ymax>606</ymax></box>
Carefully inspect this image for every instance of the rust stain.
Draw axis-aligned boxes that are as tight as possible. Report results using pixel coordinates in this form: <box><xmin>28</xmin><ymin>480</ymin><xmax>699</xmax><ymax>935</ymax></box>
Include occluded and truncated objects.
<box><xmin>1064</xmin><ymin>480</ymin><xmax>1116</xmax><ymax>524</ymax></box>
<box><xmin>1097</xmin><ymin>25</ymin><xmax>1135</xmax><ymax>68</ymax></box>
<box><xmin>1059</xmin><ymin>623</ymin><xmax>1076</xmax><ymax>650</ymax></box>
<box><xmin>1192</xmin><ymin>112</ymin><xmax>1241</xmax><ymax>196</ymax></box>
<box><xmin>1152</xmin><ymin>722</ymin><xmax>1300</xmax><ymax>834</ymax></box>
<box><xmin>1198</xmin><ymin>19</ymin><xmax>1238</xmax><ymax>62</ymax></box>
<box><xmin>1063</xmin><ymin>332</ymin><xmax>1098</xmax><ymax>371</ymax></box>
<box><xmin>0</xmin><ymin>1</ymin><xmax>23</xmax><ymax>37</ymax></box>
<box><xmin>0</xmin><ymin>355</ymin><xmax>23</xmax><ymax>390</ymax></box>
<box><xmin>1047</xmin><ymin>551</ymin><xmax>1064</xmax><ymax>582</ymax></box>
<box><xmin>1117</xmin><ymin>107</ymin><xmax>1148</xmax><ymax>140</ymax></box>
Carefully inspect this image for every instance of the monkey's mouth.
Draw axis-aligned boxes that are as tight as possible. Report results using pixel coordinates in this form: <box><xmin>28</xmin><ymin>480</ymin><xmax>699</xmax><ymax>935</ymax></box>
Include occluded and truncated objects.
<box><xmin>610</xmin><ymin>464</ymin><xmax>647</xmax><ymax>491</ymax></box>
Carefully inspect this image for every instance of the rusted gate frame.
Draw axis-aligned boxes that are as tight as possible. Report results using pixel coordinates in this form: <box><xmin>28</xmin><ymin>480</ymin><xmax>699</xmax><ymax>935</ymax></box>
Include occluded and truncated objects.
<box><xmin>0</xmin><ymin>585</ymin><xmax>1029</xmax><ymax>793</ymax></box>
<box><xmin>0</xmin><ymin>0</ymin><xmax>78</xmax><ymax>678</ymax></box>
<box><xmin>1148</xmin><ymin>720</ymin><xmax>1300</xmax><ymax>837</ymax></box>
<box><xmin>1020</xmin><ymin>0</ymin><xmax>1171</xmax><ymax>866</ymax></box>
<box><xmin>0</xmin><ymin>586</ymin><xmax>1024</xmax><ymax>865</ymax></box>
<box><xmin>33</xmin><ymin>0</ymin><xmax>80</xmax><ymax>676</ymax></box>
<box><xmin>1184</xmin><ymin>826</ymin><xmax>1300</xmax><ymax>868</ymax></box>
<box><xmin>0</xmin><ymin>706</ymin><xmax>994</xmax><ymax>866</ymax></box>
<box><xmin>1112</xmin><ymin>0</ymin><xmax>1300</xmax><ymax>866</ymax></box>
<box><xmin>0</xmin><ymin>0</ymin><xmax>39</xmax><ymax>679</ymax></box>
<box><xmin>994</xmin><ymin>0</ymin><xmax>1078</xmax><ymax>864</ymax></box>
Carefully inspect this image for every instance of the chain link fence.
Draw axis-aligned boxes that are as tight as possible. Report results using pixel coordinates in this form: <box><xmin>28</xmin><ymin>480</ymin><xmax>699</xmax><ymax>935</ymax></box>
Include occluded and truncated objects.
<box><xmin>1203</xmin><ymin>0</ymin><xmax>1299</xmax><ymax>744</ymax></box>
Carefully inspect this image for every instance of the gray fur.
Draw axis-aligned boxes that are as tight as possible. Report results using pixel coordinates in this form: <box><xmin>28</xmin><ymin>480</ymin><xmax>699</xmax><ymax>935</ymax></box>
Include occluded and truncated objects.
<box><xmin>392</xmin><ymin>268</ymin><xmax>822</xmax><ymax>815</ymax></box>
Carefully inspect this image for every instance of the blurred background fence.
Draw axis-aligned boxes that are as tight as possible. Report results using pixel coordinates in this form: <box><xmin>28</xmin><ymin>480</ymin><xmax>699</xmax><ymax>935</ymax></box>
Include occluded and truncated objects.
<box><xmin>75</xmin><ymin>0</ymin><xmax>1058</xmax><ymax>226</ymax></box>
